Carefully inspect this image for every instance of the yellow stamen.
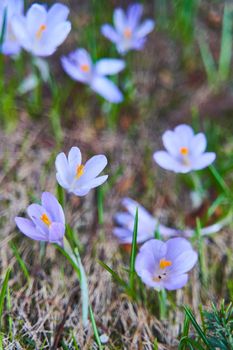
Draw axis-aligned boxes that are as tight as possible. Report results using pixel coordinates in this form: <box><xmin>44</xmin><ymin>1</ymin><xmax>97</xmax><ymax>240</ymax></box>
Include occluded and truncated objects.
<box><xmin>36</xmin><ymin>24</ymin><xmax>46</xmax><ymax>39</ymax></box>
<box><xmin>180</xmin><ymin>147</ymin><xmax>189</xmax><ymax>156</ymax></box>
<box><xmin>40</xmin><ymin>213</ymin><xmax>51</xmax><ymax>227</ymax></box>
<box><xmin>159</xmin><ymin>258</ymin><xmax>172</xmax><ymax>269</ymax></box>
<box><xmin>124</xmin><ymin>27</ymin><xmax>132</xmax><ymax>39</ymax></box>
<box><xmin>76</xmin><ymin>164</ymin><xmax>84</xmax><ymax>179</ymax></box>
<box><xmin>80</xmin><ymin>64</ymin><xmax>90</xmax><ymax>73</ymax></box>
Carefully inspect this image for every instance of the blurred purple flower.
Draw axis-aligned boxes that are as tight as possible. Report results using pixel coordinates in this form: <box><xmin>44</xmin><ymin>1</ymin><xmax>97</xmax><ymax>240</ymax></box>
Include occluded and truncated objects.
<box><xmin>153</xmin><ymin>124</ymin><xmax>216</xmax><ymax>173</ymax></box>
<box><xmin>15</xmin><ymin>192</ymin><xmax>65</xmax><ymax>246</ymax></box>
<box><xmin>101</xmin><ymin>3</ymin><xmax>155</xmax><ymax>54</ymax></box>
<box><xmin>113</xmin><ymin>197</ymin><xmax>179</xmax><ymax>243</ymax></box>
<box><xmin>135</xmin><ymin>238</ymin><xmax>197</xmax><ymax>290</ymax></box>
<box><xmin>61</xmin><ymin>48</ymin><xmax>125</xmax><ymax>103</ymax></box>
<box><xmin>0</xmin><ymin>0</ymin><xmax>24</xmax><ymax>55</ymax></box>
<box><xmin>11</xmin><ymin>3</ymin><xmax>71</xmax><ymax>57</ymax></box>
<box><xmin>55</xmin><ymin>146</ymin><xmax>108</xmax><ymax>196</ymax></box>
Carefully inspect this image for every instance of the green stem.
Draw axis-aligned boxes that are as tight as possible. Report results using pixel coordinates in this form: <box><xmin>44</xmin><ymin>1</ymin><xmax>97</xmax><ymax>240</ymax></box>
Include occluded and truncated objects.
<box><xmin>158</xmin><ymin>289</ymin><xmax>167</xmax><ymax>320</ymax></box>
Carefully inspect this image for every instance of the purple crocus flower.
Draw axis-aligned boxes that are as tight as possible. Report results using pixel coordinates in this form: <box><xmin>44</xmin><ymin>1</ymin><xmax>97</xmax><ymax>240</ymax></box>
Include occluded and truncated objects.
<box><xmin>55</xmin><ymin>146</ymin><xmax>108</xmax><ymax>196</ymax></box>
<box><xmin>15</xmin><ymin>192</ymin><xmax>65</xmax><ymax>246</ymax></box>
<box><xmin>153</xmin><ymin>124</ymin><xmax>216</xmax><ymax>173</ymax></box>
<box><xmin>135</xmin><ymin>238</ymin><xmax>198</xmax><ymax>290</ymax></box>
<box><xmin>0</xmin><ymin>0</ymin><xmax>24</xmax><ymax>55</ymax></box>
<box><xmin>101</xmin><ymin>3</ymin><xmax>155</xmax><ymax>54</ymax></box>
<box><xmin>113</xmin><ymin>197</ymin><xmax>225</xmax><ymax>243</ymax></box>
<box><xmin>61</xmin><ymin>48</ymin><xmax>125</xmax><ymax>103</ymax></box>
<box><xmin>11</xmin><ymin>3</ymin><xmax>71</xmax><ymax>57</ymax></box>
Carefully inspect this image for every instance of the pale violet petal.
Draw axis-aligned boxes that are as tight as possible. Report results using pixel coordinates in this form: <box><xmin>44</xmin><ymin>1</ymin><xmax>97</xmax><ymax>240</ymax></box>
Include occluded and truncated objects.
<box><xmin>163</xmin><ymin>274</ymin><xmax>188</xmax><ymax>290</ymax></box>
<box><xmin>190</xmin><ymin>133</ymin><xmax>207</xmax><ymax>156</ymax></box>
<box><xmin>41</xmin><ymin>192</ymin><xmax>65</xmax><ymax>224</ymax></box>
<box><xmin>91</xmin><ymin>76</ymin><xmax>123</xmax><ymax>103</ymax></box>
<box><xmin>95</xmin><ymin>59</ymin><xmax>125</xmax><ymax>76</ymax></box>
<box><xmin>153</xmin><ymin>151</ymin><xmax>191</xmax><ymax>173</ymax></box>
<box><xmin>81</xmin><ymin>155</ymin><xmax>108</xmax><ymax>182</ymax></box>
<box><xmin>49</xmin><ymin>222</ymin><xmax>65</xmax><ymax>244</ymax></box>
<box><xmin>48</xmin><ymin>21</ymin><xmax>71</xmax><ymax>47</ymax></box>
<box><xmin>174</xmin><ymin>124</ymin><xmax>194</xmax><ymax>146</ymax></box>
<box><xmin>113</xmin><ymin>8</ymin><xmax>126</xmax><ymax>33</ymax></box>
<box><xmin>55</xmin><ymin>152</ymin><xmax>72</xmax><ymax>186</ymax></box>
<box><xmin>68</xmin><ymin>146</ymin><xmax>82</xmax><ymax>175</ymax></box>
<box><xmin>47</xmin><ymin>3</ymin><xmax>69</xmax><ymax>27</ymax></box>
<box><xmin>127</xmin><ymin>4</ymin><xmax>143</xmax><ymax>29</ymax></box>
<box><xmin>162</xmin><ymin>130</ymin><xmax>180</xmax><ymax>157</ymax></box>
<box><xmin>192</xmin><ymin>153</ymin><xmax>216</xmax><ymax>170</ymax></box>
<box><xmin>15</xmin><ymin>217</ymin><xmax>45</xmax><ymax>241</ymax></box>
<box><xmin>135</xmin><ymin>19</ymin><xmax>154</xmax><ymax>38</ymax></box>
<box><xmin>26</xmin><ymin>4</ymin><xmax>47</xmax><ymax>34</ymax></box>
<box><xmin>61</xmin><ymin>56</ymin><xmax>88</xmax><ymax>83</ymax></box>
<box><xmin>101</xmin><ymin>24</ymin><xmax>120</xmax><ymax>43</ymax></box>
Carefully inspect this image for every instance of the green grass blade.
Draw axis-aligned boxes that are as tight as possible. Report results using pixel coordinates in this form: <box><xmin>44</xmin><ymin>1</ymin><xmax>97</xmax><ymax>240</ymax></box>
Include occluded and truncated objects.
<box><xmin>89</xmin><ymin>305</ymin><xmax>104</xmax><ymax>350</ymax></box>
<box><xmin>0</xmin><ymin>268</ymin><xmax>11</xmax><ymax>330</ymax></box>
<box><xmin>219</xmin><ymin>4</ymin><xmax>233</xmax><ymax>81</ymax></box>
<box><xmin>74</xmin><ymin>248</ymin><xmax>89</xmax><ymax>328</ymax></box>
<box><xmin>183</xmin><ymin>306</ymin><xmax>211</xmax><ymax>349</ymax></box>
<box><xmin>208</xmin><ymin>165</ymin><xmax>231</xmax><ymax>198</ymax></box>
<box><xmin>197</xmin><ymin>34</ymin><xmax>217</xmax><ymax>86</ymax></box>
<box><xmin>97</xmin><ymin>260</ymin><xmax>128</xmax><ymax>289</ymax></box>
<box><xmin>129</xmin><ymin>208</ymin><xmax>138</xmax><ymax>292</ymax></box>
<box><xmin>10</xmin><ymin>242</ymin><xmax>30</xmax><ymax>282</ymax></box>
<box><xmin>0</xmin><ymin>8</ymin><xmax>7</xmax><ymax>49</ymax></box>
<box><xmin>97</xmin><ymin>187</ymin><xmax>104</xmax><ymax>225</ymax></box>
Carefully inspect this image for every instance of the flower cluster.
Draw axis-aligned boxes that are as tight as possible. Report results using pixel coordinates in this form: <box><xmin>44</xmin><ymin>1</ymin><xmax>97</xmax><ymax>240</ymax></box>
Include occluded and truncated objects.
<box><xmin>1</xmin><ymin>1</ymin><xmax>155</xmax><ymax>103</ymax></box>
<box><xmin>15</xmin><ymin>147</ymin><xmax>108</xmax><ymax>246</ymax></box>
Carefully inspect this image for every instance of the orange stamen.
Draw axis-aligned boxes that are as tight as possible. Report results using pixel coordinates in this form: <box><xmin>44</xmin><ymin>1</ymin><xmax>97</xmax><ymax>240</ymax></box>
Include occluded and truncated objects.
<box><xmin>180</xmin><ymin>147</ymin><xmax>189</xmax><ymax>156</ymax></box>
<box><xmin>36</xmin><ymin>24</ymin><xmax>46</xmax><ymax>39</ymax></box>
<box><xmin>80</xmin><ymin>64</ymin><xmax>90</xmax><ymax>73</ymax></box>
<box><xmin>124</xmin><ymin>27</ymin><xmax>132</xmax><ymax>39</ymax></box>
<box><xmin>159</xmin><ymin>258</ymin><xmax>172</xmax><ymax>269</ymax></box>
<box><xmin>40</xmin><ymin>213</ymin><xmax>51</xmax><ymax>227</ymax></box>
<box><xmin>76</xmin><ymin>164</ymin><xmax>84</xmax><ymax>179</ymax></box>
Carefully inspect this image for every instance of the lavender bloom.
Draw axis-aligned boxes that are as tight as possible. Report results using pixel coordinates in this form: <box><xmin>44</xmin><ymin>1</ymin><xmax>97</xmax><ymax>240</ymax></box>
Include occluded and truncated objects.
<box><xmin>15</xmin><ymin>192</ymin><xmax>65</xmax><ymax>246</ymax></box>
<box><xmin>11</xmin><ymin>3</ymin><xmax>71</xmax><ymax>57</ymax></box>
<box><xmin>135</xmin><ymin>238</ymin><xmax>197</xmax><ymax>290</ymax></box>
<box><xmin>55</xmin><ymin>146</ymin><xmax>108</xmax><ymax>196</ymax></box>
<box><xmin>0</xmin><ymin>0</ymin><xmax>24</xmax><ymax>55</ymax></box>
<box><xmin>113</xmin><ymin>197</ymin><xmax>225</xmax><ymax>243</ymax></box>
<box><xmin>153</xmin><ymin>124</ymin><xmax>216</xmax><ymax>173</ymax></box>
<box><xmin>113</xmin><ymin>197</ymin><xmax>178</xmax><ymax>243</ymax></box>
<box><xmin>101</xmin><ymin>3</ymin><xmax>154</xmax><ymax>54</ymax></box>
<box><xmin>61</xmin><ymin>48</ymin><xmax>125</xmax><ymax>103</ymax></box>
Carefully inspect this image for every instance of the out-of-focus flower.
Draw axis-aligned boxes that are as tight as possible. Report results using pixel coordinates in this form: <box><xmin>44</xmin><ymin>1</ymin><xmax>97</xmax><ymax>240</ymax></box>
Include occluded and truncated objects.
<box><xmin>11</xmin><ymin>3</ymin><xmax>71</xmax><ymax>57</ymax></box>
<box><xmin>135</xmin><ymin>238</ymin><xmax>197</xmax><ymax>290</ymax></box>
<box><xmin>61</xmin><ymin>48</ymin><xmax>125</xmax><ymax>103</ymax></box>
<box><xmin>153</xmin><ymin>124</ymin><xmax>216</xmax><ymax>173</ymax></box>
<box><xmin>113</xmin><ymin>197</ymin><xmax>225</xmax><ymax>244</ymax></box>
<box><xmin>101</xmin><ymin>3</ymin><xmax>154</xmax><ymax>54</ymax></box>
<box><xmin>113</xmin><ymin>197</ymin><xmax>178</xmax><ymax>243</ymax></box>
<box><xmin>0</xmin><ymin>0</ymin><xmax>24</xmax><ymax>55</ymax></box>
<box><xmin>15</xmin><ymin>192</ymin><xmax>65</xmax><ymax>246</ymax></box>
<box><xmin>55</xmin><ymin>146</ymin><xmax>108</xmax><ymax>196</ymax></box>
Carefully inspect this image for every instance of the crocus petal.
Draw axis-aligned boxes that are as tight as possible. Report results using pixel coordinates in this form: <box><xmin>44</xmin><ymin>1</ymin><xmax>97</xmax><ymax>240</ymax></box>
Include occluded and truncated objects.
<box><xmin>49</xmin><ymin>21</ymin><xmax>71</xmax><ymax>47</ymax></box>
<box><xmin>1</xmin><ymin>41</ymin><xmax>21</xmax><ymax>55</ymax></box>
<box><xmin>113</xmin><ymin>8</ymin><xmax>126</xmax><ymax>33</ymax></box>
<box><xmin>81</xmin><ymin>155</ymin><xmax>108</xmax><ymax>182</ymax></box>
<box><xmin>47</xmin><ymin>3</ymin><xmax>69</xmax><ymax>26</ymax></box>
<box><xmin>166</xmin><ymin>238</ymin><xmax>193</xmax><ymax>260</ymax></box>
<box><xmin>61</xmin><ymin>56</ymin><xmax>88</xmax><ymax>83</ymax></box>
<box><xmin>174</xmin><ymin>124</ymin><xmax>194</xmax><ymax>146</ymax></box>
<box><xmin>113</xmin><ymin>227</ymin><xmax>132</xmax><ymax>242</ymax></box>
<box><xmin>169</xmin><ymin>250</ymin><xmax>198</xmax><ymax>275</ymax></box>
<box><xmin>11</xmin><ymin>16</ymin><xmax>29</xmax><ymax>43</ymax></box>
<box><xmin>26</xmin><ymin>4</ymin><xmax>47</xmax><ymax>34</ymax></box>
<box><xmin>153</xmin><ymin>151</ymin><xmax>191</xmax><ymax>173</ymax></box>
<box><xmin>122</xmin><ymin>197</ymin><xmax>153</xmax><ymax>222</ymax></box>
<box><xmin>163</xmin><ymin>273</ymin><xmax>188</xmax><ymax>290</ymax></box>
<box><xmin>101</xmin><ymin>24</ymin><xmax>119</xmax><ymax>43</ymax></box>
<box><xmin>49</xmin><ymin>222</ymin><xmax>65</xmax><ymax>245</ymax></box>
<box><xmin>68</xmin><ymin>146</ymin><xmax>82</xmax><ymax>176</ymax></box>
<box><xmin>114</xmin><ymin>212</ymin><xmax>133</xmax><ymax>227</ymax></box>
<box><xmin>162</xmin><ymin>130</ymin><xmax>180</xmax><ymax>156</ymax></box>
<box><xmin>41</xmin><ymin>192</ymin><xmax>65</xmax><ymax>224</ymax></box>
<box><xmin>75</xmin><ymin>48</ymin><xmax>92</xmax><ymax>67</ymax></box>
<box><xmin>91</xmin><ymin>76</ymin><xmax>123</xmax><ymax>103</ymax></box>
<box><xmin>136</xmin><ymin>19</ymin><xmax>154</xmax><ymax>38</ymax></box>
<box><xmin>192</xmin><ymin>152</ymin><xmax>216</xmax><ymax>170</ymax></box>
<box><xmin>127</xmin><ymin>4</ymin><xmax>143</xmax><ymax>29</ymax></box>
<box><xmin>95</xmin><ymin>59</ymin><xmax>125</xmax><ymax>75</ymax></box>
<box><xmin>136</xmin><ymin>268</ymin><xmax>163</xmax><ymax>289</ymax></box>
<box><xmin>74</xmin><ymin>175</ymin><xmax>108</xmax><ymax>196</ymax></box>
<box><xmin>55</xmin><ymin>152</ymin><xmax>71</xmax><ymax>185</ymax></box>
<box><xmin>15</xmin><ymin>217</ymin><xmax>45</xmax><ymax>241</ymax></box>
<box><xmin>190</xmin><ymin>133</ymin><xmax>207</xmax><ymax>156</ymax></box>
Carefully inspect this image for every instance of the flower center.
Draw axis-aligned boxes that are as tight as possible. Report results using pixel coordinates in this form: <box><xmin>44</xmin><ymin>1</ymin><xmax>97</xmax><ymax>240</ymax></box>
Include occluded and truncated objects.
<box><xmin>153</xmin><ymin>258</ymin><xmax>172</xmax><ymax>282</ymax></box>
<box><xmin>80</xmin><ymin>63</ymin><xmax>90</xmax><ymax>73</ymax></box>
<box><xmin>76</xmin><ymin>164</ymin><xmax>84</xmax><ymax>179</ymax></box>
<box><xmin>159</xmin><ymin>258</ymin><xmax>172</xmax><ymax>269</ymax></box>
<box><xmin>124</xmin><ymin>27</ymin><xmax>132</xmax><ymax>39</ymax></box>
<box><xmin>180</xmin><ymin>147</ymin><xmax>189</xmax><ymax>156</ymax></box>
<box><xmin>36</xmin><ymin>24</ymin><xmax>46</xmax><ymax>39</ymax></box>
<box><xmin>40</xmin><ymin>213</ymin><xmax>51</xmax><ymax>227</ymax></box>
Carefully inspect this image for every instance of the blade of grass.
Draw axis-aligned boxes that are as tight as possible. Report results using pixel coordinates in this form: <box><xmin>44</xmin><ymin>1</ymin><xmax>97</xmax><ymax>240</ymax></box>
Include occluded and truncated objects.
<box><xmin>97</xmin><ymin>187</ymin><xmax>104</xmax><ymax>225</ymax></box>
<box><xmin>183</xmin><ymin>306</ymin><xmax>211</xmax><ymax>349</ymax></box>
<box><xmin>10</xmin><ymin>242</ymin><xmax>30</xmax><ymax>282</ymax></box>
<box><xmin>195</xmin><ymin>219</ymin><xmax>208</xmax><ymax>287</ymax></box>
<box><xmin>208</xmin><ymin>165</ymin><xmax>231</xmax><ymax>198</ymax></box>
<box><xmin>129</xmin><ymin>208</ymin><xmax>138</xmax><ymax>293</ymax></box>
<box><xmin>0</xmin><ymin>268</ymin><xmax>11</xmax><ymax>332</ymax></box>
<box><xmin>219</xmin><ymin>4</ymin><xmax>233</xmax><ymax>81</ymax></box>
<box><xmin>97</xmin><ymin>259</ymin><xmax>128</xmax><ymax>289</ymax></box>
<box><xmin>197</xmin><ymin>34</ymin><xmax>217</xmax><ymax>86</ymax></box>
<box><xmin>89</xmin><ymin>305</ymin><xmax>104</xmax><ymax>350</ymax></box>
